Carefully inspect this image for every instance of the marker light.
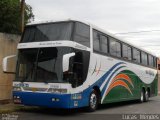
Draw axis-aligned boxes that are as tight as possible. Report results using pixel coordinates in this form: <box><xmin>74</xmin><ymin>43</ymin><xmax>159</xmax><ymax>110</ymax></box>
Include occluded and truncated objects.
<box><xmin>13</xmin><ymin>86</ymin><xmax>22</xmax><ymax>91</ymax></box>
<box><xmin>48</xmin><ymin>88</ymin><xmax>67</xmax><ymax>94</ymax></box>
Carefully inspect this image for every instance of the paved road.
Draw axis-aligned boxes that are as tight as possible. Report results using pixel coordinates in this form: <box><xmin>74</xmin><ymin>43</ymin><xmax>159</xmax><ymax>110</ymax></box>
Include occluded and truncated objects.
<box><xmin>1</xmin><ymin>96</ymin><xmax>160</xmax><ymax>120</ymax></box>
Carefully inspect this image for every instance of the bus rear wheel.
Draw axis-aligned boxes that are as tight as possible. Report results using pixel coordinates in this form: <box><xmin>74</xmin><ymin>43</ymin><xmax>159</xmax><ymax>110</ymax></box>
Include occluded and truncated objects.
<box><xmin>140</xmin><ymin>89</ymin><xmax>145</xmax><ymax>103</ymax></box>
<box><xmin>144</xmin><ymin>90</ymin><xmax>149</xmax><ymax>102</ymax></box>
<box><xmin>88</xmin><ymin>90</ymin><xmax>98</xmax><ymax>112</ymax></box>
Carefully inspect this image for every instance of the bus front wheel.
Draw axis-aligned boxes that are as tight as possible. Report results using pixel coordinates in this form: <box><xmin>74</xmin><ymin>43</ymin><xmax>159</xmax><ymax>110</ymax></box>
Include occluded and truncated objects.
<box><xmin>87</xmin><ymin>90</ymin><xmax>98</xmax><ymax>112</ymax></box>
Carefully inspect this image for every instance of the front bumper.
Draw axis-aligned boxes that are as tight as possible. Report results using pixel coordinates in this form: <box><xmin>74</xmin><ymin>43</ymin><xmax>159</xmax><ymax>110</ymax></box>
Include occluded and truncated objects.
<box><xmin>13</xmin><ymin>91</ymin><xmax>87</xmax><ymax>109</ymax></box>
<box><xmin>13</xmin><ymin>91</ymin><xmax>72</xmax><ymax>108</ymax></box>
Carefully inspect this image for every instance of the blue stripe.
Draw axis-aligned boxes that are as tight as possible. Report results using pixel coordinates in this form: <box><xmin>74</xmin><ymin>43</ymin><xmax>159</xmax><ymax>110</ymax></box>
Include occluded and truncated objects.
<box><xmin>92</xmin><ymin>62</ymin><xmax>126</xmax><ymax>87</ymax></box>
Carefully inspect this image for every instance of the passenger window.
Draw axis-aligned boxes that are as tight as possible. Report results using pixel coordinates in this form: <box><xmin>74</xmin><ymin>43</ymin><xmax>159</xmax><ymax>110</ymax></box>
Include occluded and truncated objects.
<box><xmin>133</xmin><ymin>48</ymin><xmax>140</xmax><ymax>63</ymax></box>
<box><xmin>109</xmin><ymin>37</ymin><xmax>121</xmax><ymax>57</ymax></box>
<box><xmin>74</xmin><ymin>22</ymin><xmax>90</xmax><ymax>47</ymax></box>
<box><xmin>141</xmin><ymin>52</ymin><xmax>148</xmax><ymax>65</ymax></box>
<box><xmin>148</xmin><ymin>55</ymin><xmax>154</xmax><ymax>67</ymax></box>
<box><xmin>93</xmin><ymin>30</ymin><xmax>100</xmax><ymax>51</ymax></box>
<box><xmin>153</xmin><ymin>57</ymin><xmax>157</xmax><ymax>68</ymax></box>
<box><xmin>100</xmin><ymin>35</ymin><xmax>108</xmax><ymax>53</ymax></box>
<box><xmin>122</xmin><ymin>44</ymin><xmax>132</xmax><ymax>60</ymax></box>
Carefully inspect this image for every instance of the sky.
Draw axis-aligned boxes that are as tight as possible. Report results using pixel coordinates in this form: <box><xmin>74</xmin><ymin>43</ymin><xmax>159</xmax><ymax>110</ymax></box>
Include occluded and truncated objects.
<box><xmin>26</xmin><ymin>0</ymin><xmax>160</xmax><ymax>57</ymax></box>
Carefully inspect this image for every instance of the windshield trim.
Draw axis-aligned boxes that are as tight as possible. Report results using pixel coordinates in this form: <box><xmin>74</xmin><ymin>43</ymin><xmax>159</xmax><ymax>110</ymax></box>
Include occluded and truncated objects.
<box><xmin>17</xmin><ymin>41</ymin><xmax>90</xmax><ymax>51</ymax></box>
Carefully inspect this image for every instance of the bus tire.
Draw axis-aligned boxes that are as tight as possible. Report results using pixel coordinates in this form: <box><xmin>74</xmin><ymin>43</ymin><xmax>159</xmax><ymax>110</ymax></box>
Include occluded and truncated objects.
<box><xmin>139</xmin><ymin>89</ymin><xmax>145</xmax><ymax>103</ymax></box>
<box><xmin>87</xmin><ymin>90</ymin><xmax>98</xmax><ymax>112</ymax></box>
<box><xmin>144</xmin><ymin>90</ymin><xmax>149</xmax><ymax>102</ymax></box>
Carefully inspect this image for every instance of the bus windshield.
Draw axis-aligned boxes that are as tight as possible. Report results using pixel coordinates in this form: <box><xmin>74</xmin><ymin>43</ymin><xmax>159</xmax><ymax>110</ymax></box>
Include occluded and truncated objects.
<box><xmin>21</xmin><ymin>22</ymin><xmax>73</xmax><ymax>43</ymax></box>
<box><xmin>20</xmin><ymin>21</ymin><xmax>90</xmax><ymax>47</ymax></box>
<box><xmin>16</xmin><ymin>47</ymin><xmax>72</xmax><ymax>83</ymax></box>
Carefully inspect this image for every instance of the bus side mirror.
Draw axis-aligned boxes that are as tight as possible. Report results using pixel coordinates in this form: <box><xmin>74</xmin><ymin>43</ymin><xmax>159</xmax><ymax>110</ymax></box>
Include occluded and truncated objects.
<box><xmin>2</xmin><ymin>55</ymin><xmax>17</xmax><ymax>74</ymax></box>
<box><xmin>63</xmin><ymin>53</ymin><xmax>75</xmax><ymax>72</ymax></box>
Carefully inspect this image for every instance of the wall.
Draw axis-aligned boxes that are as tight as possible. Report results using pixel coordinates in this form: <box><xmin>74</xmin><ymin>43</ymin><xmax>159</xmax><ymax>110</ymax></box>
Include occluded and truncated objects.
<box><xmin>0</xmin><ymin>33</ymin><xmax>20</xmax><ymax>103</ymax></box>
<box><xmin>158</xmin><ymin>59</ymin><xmax>160</xmax><ymax>95</ymax></box>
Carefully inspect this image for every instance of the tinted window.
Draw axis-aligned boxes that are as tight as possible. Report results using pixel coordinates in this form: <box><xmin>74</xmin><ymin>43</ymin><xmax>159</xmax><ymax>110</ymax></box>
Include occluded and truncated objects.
<box><xmin>153</xmin><ymin>57</ymin><xmax>157</xmax><ymax>68</ymax></box>
<box><xmin>21</xmin><ymin>22</ymin><xmax>73</xmax><ymax>43</ymax></box>
<box><xmin>93</xmin><ymin>30</ymin><xmax>108</xmax><ymax>53</ymax></box>
<box><xmin>93</xmin><ymin>30</ymin><xmax>100</xmax><ymax>51</ymax></box>
<box><xmin>133</xmin><ymin>48</ymin><xmax>140</xmax><ymax>63</ymax></box>
<box><xmin>68</xmin><ymin>49</ymin><xmax>90</xmax><ymax>87</ymax></box>
<box><xmin>122</xmin><ymin>44</ymin><xmax>132</xmax><ymax>60</ymax></box>
<box><xmin>141</xmin><ymin>52</ymin><xmax>148</xmax><ymax>65</ymax></box>
<box><xmin>148</xmin><ymin>55</ymin><xmax>154</xmax><ymax>67</ymax></box>
<box><xmin>16</xmin><ymin>47</ymin><xmax>72</xmax><ymax>83</ymax></box>
<box><xmin>109</xmin><ymin>37</ymin><xmax>121</xmax><ymax>57</ymax></box>
<box><xmin>100</xmin><ymin>35</ymin><xmax>108</xmax><ymax>53</ymax></box>
<box><xmin>74</xmin><ymin>22</ymin><xmax>90</xmax><ymax>47</ymax></box>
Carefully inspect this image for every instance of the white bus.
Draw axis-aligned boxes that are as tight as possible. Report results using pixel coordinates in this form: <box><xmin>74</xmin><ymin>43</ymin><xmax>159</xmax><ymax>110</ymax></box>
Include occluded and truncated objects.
<box><xmin>3</xmin><ymin>19</ymin><xmax>158</xmax><ymax>111</ymax></box>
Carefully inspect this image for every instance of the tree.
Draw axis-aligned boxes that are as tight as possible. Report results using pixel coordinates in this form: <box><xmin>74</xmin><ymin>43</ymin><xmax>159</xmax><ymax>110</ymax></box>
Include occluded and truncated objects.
<box><xmin>0</xmin><ymin>0</ymin><xmax>34</xmax><ymax>34</ymax></box>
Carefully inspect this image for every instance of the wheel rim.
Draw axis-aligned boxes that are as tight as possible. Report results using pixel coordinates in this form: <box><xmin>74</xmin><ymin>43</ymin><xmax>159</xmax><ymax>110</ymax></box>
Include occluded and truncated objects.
<box><xmin>140</xmin><ymin>91</ymin><xmax>144</xmax><ymax>102</ymax></box>
<box><xmin>145</xmin><ymin>91</ymin><xmax>149</xmax><ymax>101</ymax></box>
<box><xmin>90</xmin><ymin>93</ymin><xmax>97</xmax><ymax>109</ymax></box>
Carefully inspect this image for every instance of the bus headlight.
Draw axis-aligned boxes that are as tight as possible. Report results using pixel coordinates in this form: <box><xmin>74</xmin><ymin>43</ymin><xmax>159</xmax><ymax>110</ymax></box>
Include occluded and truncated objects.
<box><xmin>71</xmin><ymin>93</ymin><xmax>82</xmax><ymax>100</ymax></box>
<box><xmin>47</xmin><ymin>88</ymin><xmax>67</xmax><ymax>94</ymax></box>
<box><xmin>13</xmin><ymin>86</ymin><xmax>22</xmax><ymax>91</ymax></box>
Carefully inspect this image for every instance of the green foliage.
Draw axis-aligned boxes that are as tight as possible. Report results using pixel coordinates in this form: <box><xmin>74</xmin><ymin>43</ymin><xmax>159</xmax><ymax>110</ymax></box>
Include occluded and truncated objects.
<box><xmin>0</xmin><ymin>0</ymin><xmax>34</xmax><ymax>34</ymax></box>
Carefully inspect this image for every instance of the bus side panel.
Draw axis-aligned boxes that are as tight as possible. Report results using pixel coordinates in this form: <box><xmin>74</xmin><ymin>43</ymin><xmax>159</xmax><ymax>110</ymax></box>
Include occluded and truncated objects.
<box><xmin>71</xmin><ymin>52</ymin><xmax>158</xmax><ymax>106</ymax></box>
<box><xmin>150</xmin><ymin>74</ymin><xmax>158</xmax><ymax>97</ymax></box>
<box><xmin>102</xmin><ymin>70</ymin><xmax>142</xmax><ymax>104</ymax></box>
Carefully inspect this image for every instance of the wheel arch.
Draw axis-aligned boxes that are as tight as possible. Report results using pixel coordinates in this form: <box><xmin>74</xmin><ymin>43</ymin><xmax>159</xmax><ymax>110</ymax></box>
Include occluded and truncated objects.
<box><xmin>92</xmin><ymin>86</ymin><xmax>101</xmax><ymax>104</ymax></box>
<box><xmin>142</xmin><ymin>87</ymin><xmax>145</xmax><ymax>92</ymax></box>
<box><xmin>147</xmin><ymin>87</ymin><xmax>151</xmax><ymax>97</ymax></box>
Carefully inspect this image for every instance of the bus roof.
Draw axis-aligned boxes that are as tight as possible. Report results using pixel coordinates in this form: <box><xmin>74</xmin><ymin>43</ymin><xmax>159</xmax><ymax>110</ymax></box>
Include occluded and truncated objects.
<box><xmin>27</xmin><ymin>18</ymin><xmax>90</xmax><ymax>26</ymax></box>
<box><xmin>27</xmin><ymin>19</ymin><xmax>157</xmax><ymax>57</ymax></box>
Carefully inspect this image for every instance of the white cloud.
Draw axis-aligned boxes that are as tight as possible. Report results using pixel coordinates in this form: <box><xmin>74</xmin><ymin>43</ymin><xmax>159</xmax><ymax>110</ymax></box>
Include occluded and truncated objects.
<box><xmin>26</xmin><ymin>0</ymin><xmax>160</xmax><ymax>56</ymax></box>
